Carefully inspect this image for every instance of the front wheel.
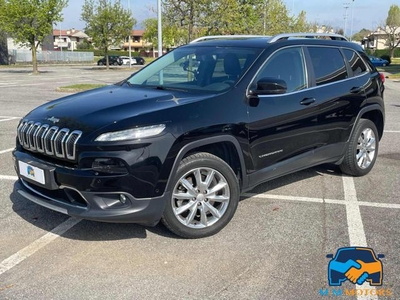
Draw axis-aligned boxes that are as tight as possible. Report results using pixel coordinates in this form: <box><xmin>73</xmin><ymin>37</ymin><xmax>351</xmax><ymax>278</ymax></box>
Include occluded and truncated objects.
<box><xmin>340</xmin><ymin>119</ymin><xmax>379</xmax><ymax>176</ymax></box>
<box><xmin>162</xmin><ymin>153</ymin><xmax>240</xmax><ymax>238</ymax></box>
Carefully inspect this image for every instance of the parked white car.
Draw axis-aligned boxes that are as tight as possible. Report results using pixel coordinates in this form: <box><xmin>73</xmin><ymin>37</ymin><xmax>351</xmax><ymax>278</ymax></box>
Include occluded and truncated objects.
<box><xmin>120</xmin><ymin>56</ymin><xmax>137</xmax><ymax>65</ymax></box>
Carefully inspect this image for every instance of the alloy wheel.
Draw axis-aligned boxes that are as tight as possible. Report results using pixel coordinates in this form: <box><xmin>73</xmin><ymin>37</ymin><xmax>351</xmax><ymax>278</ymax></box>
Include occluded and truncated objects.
<box><xmin>171</xmin><ymin>167</ymin><xmax>230</xmax><ymax>229</ymax></box>
<box><xmin>356</xmin><ymin>128</ymin><xmax>376</xmax><ymax>169</ymax></box>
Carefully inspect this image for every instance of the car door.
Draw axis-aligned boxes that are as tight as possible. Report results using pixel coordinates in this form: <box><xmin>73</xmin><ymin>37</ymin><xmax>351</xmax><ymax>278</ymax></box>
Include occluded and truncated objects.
<box><xmin>246</xmin><ymin>46</ymin><xmax>321</xmax><ymax>179</ymax></box>
<box><xmin>305</xmin><ymin>46</ymin><xmax>367</xmax><ymax>161</ymax></box>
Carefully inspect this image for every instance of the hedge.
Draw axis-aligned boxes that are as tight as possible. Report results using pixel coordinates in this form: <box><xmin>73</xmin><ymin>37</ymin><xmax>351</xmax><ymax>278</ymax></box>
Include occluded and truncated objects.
<box><xmin>365</xmin><ymin>48</ymin><xmax>400</xmax><ymax>58</ymax></box>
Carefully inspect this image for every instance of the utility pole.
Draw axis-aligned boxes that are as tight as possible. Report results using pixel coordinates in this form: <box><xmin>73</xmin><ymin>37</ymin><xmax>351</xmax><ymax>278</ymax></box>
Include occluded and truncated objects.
<box><xmin>350</xmin><ymin>0</ymin><xmax>355</xmax><ymax>41</ymax></box>
<box><xmin>343</xmin><ymin>3</ymin><xmax>350</xmax><ymax>37</ymax></box>
<box><xmin>157</xmin><ymin>0</ymin><xmax>162</xmax><ymax>58</ymax></box>
<box><xmin>128</xmin><ymin>0</ymin><xmax>132</xmax><ymax>68</ymax></box>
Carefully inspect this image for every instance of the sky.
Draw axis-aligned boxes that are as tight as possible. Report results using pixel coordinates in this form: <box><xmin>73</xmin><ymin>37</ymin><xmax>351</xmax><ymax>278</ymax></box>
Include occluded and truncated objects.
<box><xmin>61</xmin><ymin>0</ymin><xmax>397</xmax><ymax>35</ymax></box>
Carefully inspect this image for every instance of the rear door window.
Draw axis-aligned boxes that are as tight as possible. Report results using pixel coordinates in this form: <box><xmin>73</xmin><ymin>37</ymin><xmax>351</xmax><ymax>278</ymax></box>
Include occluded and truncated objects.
<box><xmin>308</xmin><ymin>47</ymin><xmax>348</xmax><ymax>86</ymax></box>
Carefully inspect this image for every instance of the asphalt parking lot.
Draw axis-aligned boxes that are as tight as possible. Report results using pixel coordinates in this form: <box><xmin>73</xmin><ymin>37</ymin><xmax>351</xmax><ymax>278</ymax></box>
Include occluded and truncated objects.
<box><xmin>0</xmin><ymin>66</ymin><xmax>399</xmax><ymax>300</ymax></box>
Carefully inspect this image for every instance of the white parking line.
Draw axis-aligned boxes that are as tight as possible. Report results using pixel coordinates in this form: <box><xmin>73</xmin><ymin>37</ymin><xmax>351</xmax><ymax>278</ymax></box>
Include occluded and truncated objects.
<box><xmin>384</xmin><ymin>130</ymin><xmax>400</xmax><ymax>133</ymax></box>
<box><xmin>0</xmin><ymin>116</ymin><xmax>20</xmax><ymax>118</ymax></box>
<box><xmin>0</xmin><ymin>117</ymin><xmax>20</xmax><ymax>122</ymax></box>
<box><xmin>0</xmin><ymin>217</ymin><xmax>81</xmax><ymax>275</ymax></box>
<box><xmin>242</xmin><ymin>193</ymin><xmax>400</xmax><ymax>210</ymax></box>
<box><xmin>343</xmin><ymin>176</ymin><xmax>377</xmax><ymax>300</ymax></box>
<box><xmin>0</xmin><ymin>148</ymin><xmax>14</xmax><ymax>154</ymax></box>
<box><xmin>0</xmin><ymin>175</ymin><xmax>18</xmax><ymax>180</ymax></box>
<box><xmin>246</xmin><ymin>179</ymin><xmax>385</xmax><ymax>299</ymax></box>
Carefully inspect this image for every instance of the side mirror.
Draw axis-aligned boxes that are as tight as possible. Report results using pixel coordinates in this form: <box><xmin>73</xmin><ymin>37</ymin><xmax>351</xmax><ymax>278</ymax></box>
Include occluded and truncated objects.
<box><xmin>254</xmin><ymin>77</ymin><xmax>287</xmax><ymax>95</ymax></box>
<box><xmin>326</xmin><ymin>254</ymin><xmax>333</xmax><ymax>259</ymax></box>
<box><xmin>378</xmin><ymin>254</ymin><xmax>385</xmax><ymax>259</ymax></box>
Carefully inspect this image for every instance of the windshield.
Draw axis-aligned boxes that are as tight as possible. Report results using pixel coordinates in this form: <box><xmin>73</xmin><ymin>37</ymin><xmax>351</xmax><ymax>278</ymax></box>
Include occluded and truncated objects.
<box><xmin>336</xmin><ymin>249</ymin><xmax>376</xmax><ymax>263</ymax></box>
<box><xmin>127</xmin><ymin>46</ymin><xmax>262</xmax><ymax>92</ymax></box>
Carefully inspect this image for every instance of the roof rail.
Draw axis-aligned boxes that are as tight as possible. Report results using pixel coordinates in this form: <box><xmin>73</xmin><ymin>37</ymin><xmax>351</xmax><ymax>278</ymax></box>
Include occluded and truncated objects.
<box><xmin>190</xmin><ymin>35</ymin><xmax>268</xmax><ymax>43</ymax></box>
<box><xmin>268</xmin><ymin>33</ymin><xmax>348</xmax><ymax>43</ymax></box>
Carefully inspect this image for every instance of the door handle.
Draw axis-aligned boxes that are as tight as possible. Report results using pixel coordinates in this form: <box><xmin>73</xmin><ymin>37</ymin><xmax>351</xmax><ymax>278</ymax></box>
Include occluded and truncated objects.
<box><xmin>300</xmin><ymin>97</ymin><xmax>316</xmax><ymax>105</ymax></box>
<box><xmin>350</xmin><ymin>87</ymin><xmax>362</xmax><ymax>94</ymax></box>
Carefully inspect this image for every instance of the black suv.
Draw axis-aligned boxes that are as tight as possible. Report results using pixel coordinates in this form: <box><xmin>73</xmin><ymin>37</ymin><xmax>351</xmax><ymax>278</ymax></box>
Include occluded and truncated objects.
<box><xmin>13</xmin><ymin>33</ymin><xmax>385</xmax><ymax>238</ymax></box>
<box><xmin>97</xmin><ymin>55</ymin><xmax>123</xmax><ymax>66</ymax></box>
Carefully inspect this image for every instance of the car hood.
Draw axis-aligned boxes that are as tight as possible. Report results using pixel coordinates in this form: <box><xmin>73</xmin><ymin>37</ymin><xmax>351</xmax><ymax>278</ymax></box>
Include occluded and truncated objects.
<box><xmin>23</xmin><ymin>84</ymin><xmax>213</xmax><ymax>135</ymax></box>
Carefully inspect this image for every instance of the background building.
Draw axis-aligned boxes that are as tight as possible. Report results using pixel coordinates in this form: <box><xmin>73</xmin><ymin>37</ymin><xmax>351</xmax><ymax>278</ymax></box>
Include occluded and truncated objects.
<box><xmin>53</xmin><ymin>29</ymin><xmax>89</xmax><ymax>51</ymax></box>
<box><xmin>122</xmin><ymin>30</ymin><xmax>151</xmax><ymax>52</ymax></box>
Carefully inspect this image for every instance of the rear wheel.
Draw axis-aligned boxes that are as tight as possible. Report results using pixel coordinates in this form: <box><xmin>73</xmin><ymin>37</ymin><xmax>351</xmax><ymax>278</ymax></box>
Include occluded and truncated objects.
<box><xmin>162</xmin><ymin>152</ymin><xmax>239</xmax><ymax>238</ymax></box>
<box><xmin>340</xmin><ymin>119</ymin><xmax>379</xmax><ymax>176</ymax></box>
<box><xmin>97</xmin><ymin>61</ymin><xmax>104</xmax><ymax>66</ymax></box>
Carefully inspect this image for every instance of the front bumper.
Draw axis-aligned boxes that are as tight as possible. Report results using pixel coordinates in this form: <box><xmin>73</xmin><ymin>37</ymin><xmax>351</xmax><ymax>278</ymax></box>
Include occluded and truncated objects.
<box><xmin>13</xmin><ymin>150</ymin><xmax>169</xmax><ymax>225</ymax></box>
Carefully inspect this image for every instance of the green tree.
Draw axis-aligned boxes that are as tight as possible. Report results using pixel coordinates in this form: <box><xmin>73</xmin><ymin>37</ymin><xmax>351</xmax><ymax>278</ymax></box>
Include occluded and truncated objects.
<box><xmin>199</xmin><ymin>0</ymin><xmax>265</xmax><ymax>35</ymax></box>
<box><xmin>143</xmin><ymin>18</ymin><xmax>184</xmax><ymax>52</ymax></box>
<box><xmin>383</xmin><ymin>4</ymin><xmax>400</xmax><ymax>58</ymax></box>
<box><xmin>261</xmin><ymin>0</ymin><xmax>292</xmax><ymax>35</ymax></box>
<box><xmin>291</xmin><ymin>10</ymin><xmax>310</xmax><ymax>32</ymax></box>
<box><xmin>76</xmin><ymin>39</ymin><xmax>93</xmax><ymax>50</ymax></box>
<box><xmin>351</xmin><ymin>28</ymin><xmax>371</xmax><ymax>42</ymax></box>
<box><xmin>162</xmin><ymin>0</ymin><xmax>202</xmax><ymax>43</ymax></box>
<box><xmin>162</xmin><ymin>0</ymin><xmax>306</xmax><ymax>43</ymax></box>
<box><xmin>81</xmin><ymin>0</ymin><xmax>136</xmax><ymax>68</ymax></box>
<box><xmin>0</xmin><ymin>0</ymin><xmax>67</xmax><ymax>74</ymax></box>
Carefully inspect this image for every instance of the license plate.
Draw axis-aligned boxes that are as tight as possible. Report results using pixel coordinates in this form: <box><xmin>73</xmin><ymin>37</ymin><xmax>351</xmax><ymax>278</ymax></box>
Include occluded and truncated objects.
<box><xmin>18</xmin><ymin>161</ymin><xmax>46</xmax><ymax>185</ymax></box>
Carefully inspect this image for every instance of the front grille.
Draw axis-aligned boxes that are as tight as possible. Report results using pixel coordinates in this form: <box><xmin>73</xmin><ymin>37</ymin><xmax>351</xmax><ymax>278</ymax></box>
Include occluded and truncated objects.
<box><xmin>17</xmin><ymin>120</ymin><xmax>82</xmax><ymax>161</ymax></box>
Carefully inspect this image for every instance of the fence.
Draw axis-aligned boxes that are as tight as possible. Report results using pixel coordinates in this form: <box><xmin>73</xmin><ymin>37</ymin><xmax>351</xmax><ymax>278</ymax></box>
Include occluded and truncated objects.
<box><xmin>10</xmin><ymin>49</ymin><xmax>94</xmax><ymax>63</ymax></box>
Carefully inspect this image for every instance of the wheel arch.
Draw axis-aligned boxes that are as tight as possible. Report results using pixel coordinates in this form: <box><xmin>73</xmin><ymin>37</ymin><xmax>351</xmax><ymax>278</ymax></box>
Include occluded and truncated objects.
<box><xmin>164</xmin><ymin>136</ymin><xmax>248</xmax><ymax>194</ymax></box>
<box><xmin>348</xmin><ymin>104</ymin><xmax>384</xmax><ymax>142</ymax></box>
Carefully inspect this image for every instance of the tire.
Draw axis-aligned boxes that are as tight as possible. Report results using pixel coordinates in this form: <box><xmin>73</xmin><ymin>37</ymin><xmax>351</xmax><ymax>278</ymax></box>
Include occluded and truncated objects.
<box><xmin>340</xmin><ymin>119</ymin><xmax>379</xmax><ymax>176</ymax></box>
<box><xmin>162</xmin><ymin>152</ymin><xmax>240</xmax><ymax>238</ymax></box>
<box><xmin>98</xmin><ymin>61</ymin><xmax>104</xmax><ymax>66</ymax></box>
<box><xmin>113</xmin><ymin>62</ymin><xmax>118</xmax><ymax>66</ymax></box>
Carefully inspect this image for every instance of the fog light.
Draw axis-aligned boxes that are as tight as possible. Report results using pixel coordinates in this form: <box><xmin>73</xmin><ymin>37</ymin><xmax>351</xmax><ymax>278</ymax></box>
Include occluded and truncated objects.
<box><xmin>92</xmin><ymin>158</ymin><xmax>128</xmax><ymax>174</ymax></box>
<box><xmin>120</xmin><ymin>194</ymin><xmax>127</xmax><ymax>204</ymax></box>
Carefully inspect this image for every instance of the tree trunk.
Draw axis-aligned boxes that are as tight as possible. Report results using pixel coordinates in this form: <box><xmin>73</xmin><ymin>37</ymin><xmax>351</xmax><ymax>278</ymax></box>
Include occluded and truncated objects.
<box><xmin>31</xmin><ymin>44</ymin><xmax>38</xmax><ymax>74</ymax></box>
<box><xmin>105</xmin><ymin>48</ymin><xmax>109</xmax><ymax>70</ymax></box>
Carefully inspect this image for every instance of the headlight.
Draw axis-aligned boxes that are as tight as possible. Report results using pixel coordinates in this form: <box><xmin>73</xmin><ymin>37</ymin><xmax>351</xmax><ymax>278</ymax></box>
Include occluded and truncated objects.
<box><xmin>95</xmin><ymin>124</ymin><xmax>166</xmax><ymax>142</ymax></box>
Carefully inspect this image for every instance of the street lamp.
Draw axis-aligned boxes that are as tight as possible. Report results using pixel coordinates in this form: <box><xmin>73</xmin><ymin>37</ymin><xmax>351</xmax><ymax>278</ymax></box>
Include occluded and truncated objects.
<box><xmin>350</xmin><ymin>0</ymin><xmax>355</xmax><ymax>41</ymax></box>
<box><xmin>157</xmin><ymin>0</ymin><xmax>162</xmax><ymax>58</ymax></box>
<box><xmin>343</xmin><ymin>3</ymin><xmax>349</xmax><ymax>38</ymax></box>
<box><xmin>128</xmin><ymin>0</ymin><xmax>132</xmax><ymax>68</ymax></box>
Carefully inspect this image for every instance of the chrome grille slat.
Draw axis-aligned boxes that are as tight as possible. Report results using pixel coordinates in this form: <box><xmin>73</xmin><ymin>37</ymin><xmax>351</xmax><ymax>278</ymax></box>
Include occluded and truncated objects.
<box><xmin>23</xmin><ymin>121</ymin><xmax>33</xmax><ymax>148</ymax></box>
<box><xmin>17</xmin><ymin>121</ymin><xmax>27</xmax><ymax>145</ymax></box>
<box><xmin>36</xmin><ymin>124</ymin><xmax>49</xmax><ymax>153</ymax></box>
<box><xmin>17</xmin><ymin>120</ymin><xmax>82</xmax><ymax>161</ymax></box>
<box><xmin>54</xmin><ymin>128</ymin><xmax>69</xmax><ymax>158</ymax></box>
<box><xmin>27</xmin><ymin>122</ymin><xmax>41</xmax><ymax>150</ymax></box>
<box><xmin>44</xmin><ymin>126</ymin><xmax>58</xmax><ymax>155</ymax></box>
<box><xmin>65</xmin><ymin>130</ymin><xmax>82</xmax><ymax>160</ymax></box>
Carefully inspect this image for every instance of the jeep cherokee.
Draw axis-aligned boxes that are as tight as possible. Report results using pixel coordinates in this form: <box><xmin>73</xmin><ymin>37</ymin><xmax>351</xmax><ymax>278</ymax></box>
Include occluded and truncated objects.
<box><xmin>13</xmin><ymin>33</ymin><xmax>385</xmax><ymax>238</ymax></box>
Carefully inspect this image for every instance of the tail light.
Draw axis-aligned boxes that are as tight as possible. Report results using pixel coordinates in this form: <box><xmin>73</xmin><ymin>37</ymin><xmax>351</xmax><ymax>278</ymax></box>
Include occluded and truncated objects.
<box><xmin>379</xmin><ymin>73</ymin><xmax>385</xmax><ymax>84</ymax></box>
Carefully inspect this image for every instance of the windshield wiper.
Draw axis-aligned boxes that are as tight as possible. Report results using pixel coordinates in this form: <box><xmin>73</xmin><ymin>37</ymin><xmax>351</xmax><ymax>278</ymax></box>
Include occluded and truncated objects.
<box><xmin>155</xmin><ymin>86</ymin><xmax>188</xmax><ymax>92</ymax></box>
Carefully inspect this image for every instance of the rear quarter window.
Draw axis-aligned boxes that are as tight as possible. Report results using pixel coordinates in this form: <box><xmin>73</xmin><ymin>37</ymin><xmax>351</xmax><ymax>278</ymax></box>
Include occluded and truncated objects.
<box><xmin>342</xmin><ymin>49</ymin><xmax>367</xmax><ymax>76</ymax></box>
